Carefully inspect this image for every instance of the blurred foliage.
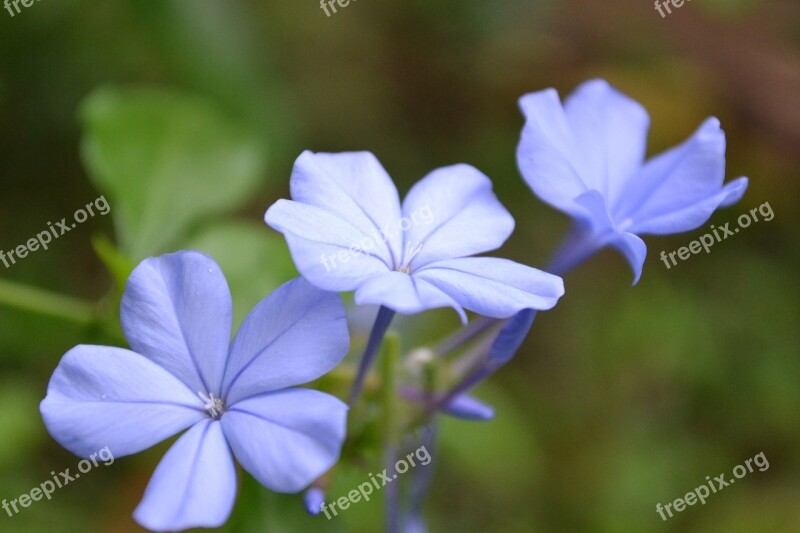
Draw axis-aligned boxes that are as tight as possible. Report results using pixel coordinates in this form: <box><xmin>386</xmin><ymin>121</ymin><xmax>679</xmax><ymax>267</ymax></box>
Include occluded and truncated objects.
<box><xmin>1</xmin><ymin>0</ymin><xmax>799</xmax><ymax>532</ymax></box>
<box><xmin>81</xmin><ymin>87</ymin><xmax>268</xmax><ymax>260</ymax></box>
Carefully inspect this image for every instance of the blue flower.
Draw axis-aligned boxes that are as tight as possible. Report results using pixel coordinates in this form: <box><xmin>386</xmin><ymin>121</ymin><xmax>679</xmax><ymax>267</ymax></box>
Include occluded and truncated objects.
<box><xmin>40</xmin><ymin>251</ymin><xmax>350</xmax><ymax>531</ymax></box>
<box><xmin>265</xmin><ymin>151</ymin><xmax>564</xmax><ymax>322</ymax></box>
<box><xmin>517</xmin><ymin>79</ymin><xmax>748</xmax><ymax>283</ymax></box>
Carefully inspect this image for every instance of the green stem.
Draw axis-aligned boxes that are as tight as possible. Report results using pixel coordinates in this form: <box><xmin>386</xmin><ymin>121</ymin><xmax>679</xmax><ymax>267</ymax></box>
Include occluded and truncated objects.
<box><xmin>381</xmin><ymin>334</ymin><xmax>401</xmax><ymax>533</ymax></box>
<box><xmin>381</xmin><ymin>334</ymin><xmax>401</xmax><ymax>444</ymax></box>
<box><xmin>0</xmin><ymin>278</ymin><xmax>98</xmax><ymax>325</ymax></box>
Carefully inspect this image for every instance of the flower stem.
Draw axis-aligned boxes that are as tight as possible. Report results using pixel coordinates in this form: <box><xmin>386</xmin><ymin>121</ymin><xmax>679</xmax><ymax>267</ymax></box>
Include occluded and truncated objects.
<box><xmin>433</xmin><ymin>314</ymin><xmax>496</xmax><ymax>357</ymax></box>
<box><xmin>428</xmin><ymin>369</ymin><xmax>482</xmax><ymax>416</ymax></box>
<box><xmin>546</xmin><ymin>223</ymin><xmax>604</xmax><ymax>277</ymax></box>
<box><xmin>384</xmin><ymin>445</ymin><xmax>401</xmax><ymax>533</ymax></box>
<box><xmin>380</xmin><ymin>335</ymin><xmax>401</xmax><ymax>533</ymax></box>
<box><xmin>0</xmin><ymin>278</ymin><xmax>98</xmax><ymax>325</ymax></box>
<box><xmin>348</xmin><ymin>305</ymin><xmax>396</xmax><ymax>404</ymax></box>
<box><xmin>431</xmin><ymin>226</ymin><xmax>596</xmax><ymax>360</ymax></box>
<box><xmin>429</xmin><ymin>226</ymin><xmax>600</xmax><ymax>415</ymax></box>
<box><xmin>404</xmin><ymin>423</ymin><xmax>437</xmax><ymax>528</ymax></box>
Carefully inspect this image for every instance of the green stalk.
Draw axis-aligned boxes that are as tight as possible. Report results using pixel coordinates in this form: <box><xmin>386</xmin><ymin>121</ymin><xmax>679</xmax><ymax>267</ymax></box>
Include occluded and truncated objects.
<box><xmin>381</xmin><ymin>334</ymin><xmax>401</xmax><ymax>533</ymax></box>
<box><xmin>380</xmin><ymin>333</ymin><xmax>401</xmax><ymax>444</ymax></box>
<box><xmin>0</xmin><ymin>278</ymin><xmax>98</xmax><ymax>325</ymax></box>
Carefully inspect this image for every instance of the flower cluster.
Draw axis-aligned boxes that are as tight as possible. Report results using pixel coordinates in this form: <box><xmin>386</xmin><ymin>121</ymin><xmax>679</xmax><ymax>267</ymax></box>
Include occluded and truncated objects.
<box><xmin>40</xmin><ymin>79</ymin><xmax>746</xmax><ymax>531</ymax></box>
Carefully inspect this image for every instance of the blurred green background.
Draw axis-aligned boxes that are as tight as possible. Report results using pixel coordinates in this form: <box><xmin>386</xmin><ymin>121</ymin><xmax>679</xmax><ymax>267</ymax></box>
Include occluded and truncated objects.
<box><xmin>1</xmin><ymin>0</ymin><xmax>798</xmax><ymax>531</ymax></box>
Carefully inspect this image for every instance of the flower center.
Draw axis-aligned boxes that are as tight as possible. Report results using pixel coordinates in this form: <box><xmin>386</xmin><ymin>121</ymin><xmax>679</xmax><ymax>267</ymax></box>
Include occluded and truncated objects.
<box><xmin>198</xmin><ymin>391</ymin><xmax>226</xmax><ymax>420</ymax></box>
<box><xmin>396</xmin><ymin>242</ymin><xmax>424</xmax><ymax>274</ymax></box>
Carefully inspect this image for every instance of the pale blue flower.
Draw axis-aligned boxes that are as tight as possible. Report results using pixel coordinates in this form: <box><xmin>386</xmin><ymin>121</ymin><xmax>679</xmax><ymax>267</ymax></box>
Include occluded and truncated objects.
<box><xmin>40</xmin><ymin>251</ymin><xmax>350</xmax><ymax>531</ymax></box>
<box><xmin>517</xmin><ymin>79</ymin><xmax>748</xmax><ymax>283</ymax></box>
<box><xmin>265</xmin><ymin>151</ymin><xmax>564</xmax><ymax>322</ymax></box>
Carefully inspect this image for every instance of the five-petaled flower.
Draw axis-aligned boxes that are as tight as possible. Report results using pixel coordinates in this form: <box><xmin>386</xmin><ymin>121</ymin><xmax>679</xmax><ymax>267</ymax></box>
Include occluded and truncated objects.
<box><xmin>265</xmin><ymin>151</ymin><xmax>564</xmax><ymax>322</ymax></box>
<box><xmin>517</xmin><ymin>78</ymin><xmax>748</xmax><ymax>283</ymax></box>
<box><xmin>40</xmin><ymin>251</ymin><xmax>350</xmax><ymax>531</ymax></box>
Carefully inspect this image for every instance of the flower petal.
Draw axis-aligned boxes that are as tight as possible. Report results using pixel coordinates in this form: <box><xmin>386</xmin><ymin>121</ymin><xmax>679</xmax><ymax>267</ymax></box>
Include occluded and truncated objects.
<box><xmin>441</xmin><ymin>394</ymin><xmax>495</xmax><ymax>421</ymax></box>
<box><xmin>133</xmin><ymin>420</ymin><xmax>237</xmax><ymax>532</ymax></box>
<box><xmin>40</xmin><ymin>345</ymin><xmax>204</xmax><ymax>458</ymax></box>
<box><xmin>571</xmin><ymin>190</ymin><xmax>647</xmax><ymax>283</ymax></box>
<box><xmin>222</xmin><ymin>278</ymin><xmax>349</xmax><ymax>405</ymax></box>
<box><xmin>487</xmin><ymin>308</ymin><xmax>538</xmax><ymax>367</ymax></box>
<box><xmin>288</xmin><ymin>150</ymin><xmax>403</xmax><ymax>266</ymax></box>
<box><xmin>517</xmin><ymin>88</ymin><xmax>589</xmax><ymax>215</ymax></box>
<box><xmin>121</xmin><ymin>251</ymin><xmax>232</xmax><ymax>395</ymax></box>
<box><xmin>415</xmin><ymin>257</ymin><xmax>564</xmax><ymax>318</ymax></box>
<box><xmin>631</xmin><ymin>177</ymin><xmax>748</xmax><ymax>235</ymax></box>
<box><xmin>221</xmin><ymin>389</ymin><xmax>348</xmax><ymax>492</ymax></box>
<box><xmin>718</xmin><ymin>177</ymin><xmax>748</xmax><ymax>207</ymax></box>
<box><xmin>353</xmin><ymin>271</ymin><xmax>467</xmax><ymax>323</ymax></box>
<box><xmin>610</xmin><ymin>232</ymin><xmax>647</xmax><ymax>285</ymax></box>
<box><xmin>265</xmin><ymin>199</ymin><xmax>390</xmax><ymax>291</ymax></box>
<box><xmin>618</xmin><ymin>117</ymin><xmax>745</xmax><ymax>232</ymax></box>
<box><xmin>563</xmin><ymin>79</ymin><xmax>650</xmax><ymax>206</ymax></box>
<box><xmin>401</xmin><ymin>164</ymin><xmax>514</xmax><ymax>270</ymax></box>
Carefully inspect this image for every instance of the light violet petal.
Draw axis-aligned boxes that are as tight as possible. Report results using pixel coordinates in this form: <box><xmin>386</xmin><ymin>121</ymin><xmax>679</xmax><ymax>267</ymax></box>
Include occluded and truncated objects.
<box><xmin>563</xmin><ymin>79</ymin><xmax>650</xmax><ymax>205</ymax></box>
<box><xmin>222</xmin><ymin>278</ymin><xmax>349</xmax><ymax>405</ymax></box>
<box><xmin>442</xmin><ymin>394</ymin><xmax>495</xmax><ymax>421</ymax></box>
<box><xmin>221</xmin><ymin>389</ymin><xmax>347</xmax><ymax>493</ymax></box>
<box><xmin>40</xmin><ymin>345</ymin><xmax>204</xmax><ymax>458</ymax></box>
<box><xmin>611</xmin><ymin>232</ymin><xmax>647</xmax><ymax>285</ymax></box>
<box><xmin>517</xmin><ymin>88</ymin><xmax>589</xmax><ymax>215</ymax></box>
<box><xmin>133</xmin><ymin>420</ymin><xmax>236</xmax><ymax>532</ymax></box>
<box><xmin>631</xmin><ymin>177</ymin><xmax>748</xmax><ymax>235</ymax></box>
<box><xmin>289</xmin><ymin>150</ymin><xmax>403</xmax><ymax>266</ymax></box>
<box><xmin>571</xmin><ymin>189</ymin><xmax>616</xmax><ymax>234</ymax></box>
<box><xmin>718</xmin><ymin>176</ymin><xmax>748</xmax><ymax>208</ymax></box>
<box><xmin>616</xmin><ymin>117</ymin><xmax>727</xmax><ymax>224</ymax></box>
<box><xmin>717</xmin><ymin>176</ymin><xmax>749</xmax><ymax>208</ymax></box>
<box><xmin>121</xmin><ymin>251</ymin><xmax>232</xmax><ymax>395</ymax></box>
<box><xmin>265</xmin><ymin>199</ymin><xmax>390</xmax><ymax>291</ymax></box>
<box><xmin>486</xmin><ymin>308</ymin><xmax>537</xmax><ymax>367</ymax></box>
<box><xmin>572</xmin><ymin>190</ymin><xmax>647</xmax><ymax>282</ymax></box>
<box><xmin>400</xmin><ymin>164</ymin><xmax>514</xmax><ymax>270</ymax></box>
<box><xmin>303</xmin><ymin>488</ymin><xmax>326</xmax><ymax>516</ymax></box>
<box><xmin>353</xmin><ymin>271</ymin><xmax>467</xmax><ymax>323</ymax></box>
<box><xmin>415</xmin><ymin>257</ymin><xmax>564</xmax><ymax>318</ymax></box>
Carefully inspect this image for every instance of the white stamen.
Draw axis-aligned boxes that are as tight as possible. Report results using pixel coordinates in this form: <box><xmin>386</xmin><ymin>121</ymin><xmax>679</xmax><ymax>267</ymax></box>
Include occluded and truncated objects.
<box><xmin>198</xmin><ymin>391</ymin><xmax>226</xmax><ymax>420</ymax></box>
<box><xmin>397</xmin><ymin>242</ymin><xmax>424</xmax><ymax>273</ymax></box>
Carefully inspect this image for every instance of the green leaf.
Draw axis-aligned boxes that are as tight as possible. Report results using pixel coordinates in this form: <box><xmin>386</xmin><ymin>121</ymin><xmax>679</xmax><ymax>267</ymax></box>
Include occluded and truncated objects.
<box><xmin>183</xmin><ymin>221</ymin><xmax>296</xmax><ymax>328</ymax></box>
<box><xmin>91</xmin><ymin>234</ymin><xmax>135</xmax><ymax>294</ymax></box>
<box><xmin>80</xmin><ymin>87</ymin><xmax>268</xmax><ymax>260</ymax></box>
